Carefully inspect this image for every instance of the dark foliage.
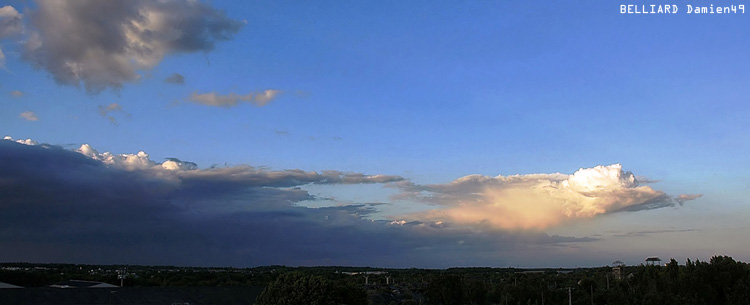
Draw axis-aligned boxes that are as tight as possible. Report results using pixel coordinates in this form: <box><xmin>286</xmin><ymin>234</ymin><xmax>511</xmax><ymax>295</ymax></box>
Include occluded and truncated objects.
<box><xmin>422</xmin><ymin>256</ymin><xmax>750</xmax><ymax>305</ymax></box>
<box><xmin>254</xmin><ymin>272</ymin><xmax>367</xmax><ymax>305</ymax></box>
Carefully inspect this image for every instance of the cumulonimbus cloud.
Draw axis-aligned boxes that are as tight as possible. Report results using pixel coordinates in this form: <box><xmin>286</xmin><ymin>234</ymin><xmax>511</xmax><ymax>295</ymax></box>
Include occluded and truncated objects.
<box><xmin>394</xmin><ymin>164</ymin><xmax>700</xmax><ymax>230</ymax></box>
<box><xmin>188</xmin><ymin>90</ymin><xmax>282</xmax><ymax>108</ymax></box>
<box><xmin>21</xmin><ymin>0</ymin><xmax>244</xmax><ymax>92</ymax></box>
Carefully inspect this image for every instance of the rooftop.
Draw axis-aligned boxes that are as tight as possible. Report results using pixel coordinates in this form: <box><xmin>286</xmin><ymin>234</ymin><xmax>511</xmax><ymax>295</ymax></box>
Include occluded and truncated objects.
<box><xmin>49</xmin><ymin>280</ymin><xmax>118</xmax><ymax>289</ymax></box>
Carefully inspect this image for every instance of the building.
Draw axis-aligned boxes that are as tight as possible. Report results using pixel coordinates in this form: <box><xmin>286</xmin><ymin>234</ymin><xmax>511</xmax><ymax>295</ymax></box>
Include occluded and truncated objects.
<box><xmin>49</xmin><ymin>280</ymin><xmax>118</xmax><ymax>288</ymax></box>
<box><xmin>0</xmin><ymin>282</ymin><xmax>22</xmax><ymax>289</ymax></box>
<box><xmin>645</xmin><ymin>257</ymin><xmax>662</xmax><ymax>266</ymax></box>
<box><xmin>611</xmin><ymin>261</ymin><xmax>625</xmax><ymax>280</ymax></box>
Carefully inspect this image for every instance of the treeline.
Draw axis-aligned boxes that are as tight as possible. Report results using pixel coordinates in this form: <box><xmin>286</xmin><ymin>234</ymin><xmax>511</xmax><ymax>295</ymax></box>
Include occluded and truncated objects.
<box><xmin>626</xmin><ymin>256</ymin><xmax>750</xmax><ymax>305</ymax></box>
<box><xmin>251</xmin><ymin>256</ymin><xmax>750</xmax><ymax>305</ymax></box>
<box><xmin>3</xmin><ymin>256</ymin><xmax>750</xmax><ymax>304</ymax></box>
<box><xmin>422</xmin><ymin>256</ymin><xmax>750</xmax><ymax>305</ymax></box>
<box><xmin>0</xmin><ymin>264</ymin><xmax>279</xmax><ymax>287</ymax></box>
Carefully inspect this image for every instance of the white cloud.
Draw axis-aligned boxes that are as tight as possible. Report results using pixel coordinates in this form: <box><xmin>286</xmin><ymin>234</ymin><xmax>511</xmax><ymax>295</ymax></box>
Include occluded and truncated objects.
<box><xmin>3</xmin><ymin>136</ymin><xmax>37</xmax><ymax>145</ymax></box>
<box><xmin>254</xmin><ymin>89</ymin><xmax>282</xmax><ymax>106</ymax></box>
<box><xmin>396</xmin><ymin>164</ymin><xmax>686</xmax><ymax>230</ymax></box>
<box><xmin>161</xmin><ymin>158</ymin><xmax>198</xmax><ymax>171</ymax></box>
<box><xmin>21</xmin><ymin>0</ymin><xmax>243</xmax><ymax>92</ymax></box>
<box><xmin>19</xmin><ymin>111</ymin><xmax>38</xmax><ymax>121</ymax></box>
<box><xmin>77</xmin><ymin>144</ymin><xmax>156</xmax><ymax>171</ymax></box>
<box><xmin>188</xmin><ymin>90</ymin><xmax>282</xmax><ymax>108</ymax></box>
<box><xmin>0</xmin><ymin>5</ymin><xmax>23</xmax><ymax>38</ymax></box>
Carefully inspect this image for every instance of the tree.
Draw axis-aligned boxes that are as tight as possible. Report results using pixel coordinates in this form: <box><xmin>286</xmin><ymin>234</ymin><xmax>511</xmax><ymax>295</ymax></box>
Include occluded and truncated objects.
<box><xmin>255</xmin><ymin>272</ymin><xmax>367</xmax><ymax>305</ymax></box>
<box><xmin>426</xmin><ymin>274</ymin><xmax>465</xmax><ymax>305</ymax></box>
<box><xmin>464</xmin><ymin>278</ymin><xmax>489</xmax><ymax>305</ymax></box>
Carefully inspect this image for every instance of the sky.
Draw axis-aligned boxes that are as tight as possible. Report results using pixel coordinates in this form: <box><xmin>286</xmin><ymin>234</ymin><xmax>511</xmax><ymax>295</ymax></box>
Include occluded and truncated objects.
<box><xmin>1</xmin><ymin>0</ymin><xmax>749</xmax><ymax>268</ymax></box>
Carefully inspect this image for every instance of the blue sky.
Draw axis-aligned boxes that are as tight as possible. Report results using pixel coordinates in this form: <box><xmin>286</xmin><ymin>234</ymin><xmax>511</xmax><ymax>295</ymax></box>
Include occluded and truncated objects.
<box><xmin>1</xmin><ymin>0</ymin><xmax>749</xmax><ymax>268</ymax></box>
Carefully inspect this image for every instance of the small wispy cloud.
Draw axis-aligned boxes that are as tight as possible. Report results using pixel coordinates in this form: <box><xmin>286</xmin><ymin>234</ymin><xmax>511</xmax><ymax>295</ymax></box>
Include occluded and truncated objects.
<box><xmin>254</xmin><ymin>90</ymin><xmax>281</xmax><ymax>106</ymax></box>
<box><xmin>98</xmin><ymin>103</ymin><xmax>130</xmax><ymax>125</ymax></box>
<box><xmin>612</xmin><ymin>228</ymin><xmax>697</xmax><ymax>238</ymax></box>
<box><xmin>19</xmin><ymin>111</ymin><xmax>38</xmax><ymax>121</ymax></box>
<box><xmin>635</xmin><ymin>176</ymin><xmax>660</xmax><ymax>184</ymax></box>
<box><xmin>0</xmin><ymin>47</ymin><xmax>6</xmax><ymax>69</ymax></box>
<box><xmin>164</xmin><ymin>73</ymin><xmax>185</xmax><ymax>84</ymax></box>
<box><xmin>187</xmin><ymin>90</ymin><xmax>282</xmax><ymax>108</ymax></box>
<box><xmin>10</xmin><ymin>90</ymin><xmax>23</xmax><ymax>97</ymax></box>
<box><xmin>675</xmin><ymin>194</ymin><xmax>702</xmax><ymax>204</ymax></box>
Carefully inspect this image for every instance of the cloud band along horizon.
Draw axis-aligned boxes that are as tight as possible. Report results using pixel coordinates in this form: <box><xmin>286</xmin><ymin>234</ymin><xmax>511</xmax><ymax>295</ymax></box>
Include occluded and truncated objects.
<box><xmin>0</xmin><ymin>137</ymin><xmax>699</xmax><ymax>267</ymax></box>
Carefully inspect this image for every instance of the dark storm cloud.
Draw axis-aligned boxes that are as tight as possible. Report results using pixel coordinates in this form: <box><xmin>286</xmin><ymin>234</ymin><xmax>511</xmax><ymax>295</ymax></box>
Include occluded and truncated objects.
<box><xmin>0</xmin><ymin>142</ymin><xmax>181</xmax><ymax>262</ymax></box>
<box><xmin>22</xmin><ymin>0</ymin><xmax>243</xmax><ymax>92</ymax></box>
<box><xmin>0</xmin><ymin>139</ymin><xmax>595</xmax><ymax>267</ymax></box>
<box><xmin>0</xmin><ymin>140</ymin><xmax>375</xmax><ymax>265</ymax></box>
